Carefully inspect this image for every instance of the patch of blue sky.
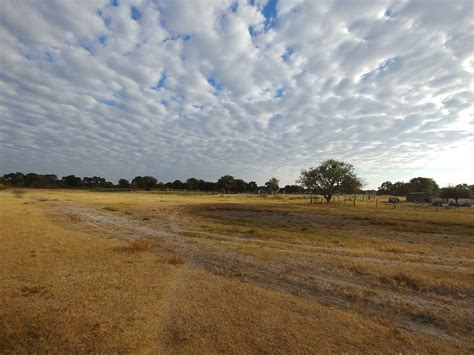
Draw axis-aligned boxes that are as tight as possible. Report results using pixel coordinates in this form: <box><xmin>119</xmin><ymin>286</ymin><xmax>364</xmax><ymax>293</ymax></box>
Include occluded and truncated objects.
<box><xmin>163</xmin><ymin>34</ymin><xmax>191</xmax><ymax>42</ymax></box>
<box><xmin>80</xmin><ymin>43</ymin><xmax>92</xmax><ymax>53</ymax></box>
<box><xmin>131</xmin><ymin>6</ymin><xmax>141</xmax><ymax>21</ymax></box>
<box><xmin>262</xmin><ymin>0</ymin><xmax>278</xmax><ymax>29</ymax></box>
<box><xmin>275</xmin><ymin>87</ymin><xmax>285</xmax><ymax>98</ymax></box>
<box><xmin>229</xmin><ymin>2</ymin><xmax>238</xmax><ymax>13</ymax></box>
<box><xmin>153</xmin><ymin>73</ymin><xmax>167</xmax><ymax>90</ymax></box>
<box><xmin>384</xmin><ymin>8</ymin><xmax>395</xmax><ymax>18</ymax></box>
<box><xmin>248</xmin><ymin>25</ymin><xmax>258</xmax><ymax>37</ymax></box>
<box><xmin>208</xmin><ymin>77</ymin><xmax>224</xmax><ymax>91</ymax></box>
<box><xmin>282</xmin><ymin>47</ymin><xmax>293</xmax><ymax>62</ymax></box>
<box><xmin>99</xmin><ymin>99</ymin><xmax>121</xmax><ymax>108</ymax></box>
<box><xmin>360</xmin><ymin>57</ymin><xmax>399</xmax><ymax>81</ymax></box>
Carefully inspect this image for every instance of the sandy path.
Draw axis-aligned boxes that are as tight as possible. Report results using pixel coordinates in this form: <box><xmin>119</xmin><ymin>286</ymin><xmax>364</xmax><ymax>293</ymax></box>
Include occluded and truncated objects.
<box><xmin>40</xmin><ymin>198</ymin><xmax>473</xmax><ymax>345</ymax></box>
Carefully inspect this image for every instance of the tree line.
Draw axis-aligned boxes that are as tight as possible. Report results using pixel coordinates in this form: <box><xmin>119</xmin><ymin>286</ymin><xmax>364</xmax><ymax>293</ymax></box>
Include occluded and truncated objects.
<box><xmin>2</xmin><ymin>159</ymin><xmax>472</xmax><ymax>203</ymax></box>
<box><xmin>377</xmin><ymin>178</ymin><xmax>474</xmax><ymax>203</ymax></box>
<box><xmin>0</xmin><ymin>171</ymin><xmax>304</xmax><ymax>194</ymax></box>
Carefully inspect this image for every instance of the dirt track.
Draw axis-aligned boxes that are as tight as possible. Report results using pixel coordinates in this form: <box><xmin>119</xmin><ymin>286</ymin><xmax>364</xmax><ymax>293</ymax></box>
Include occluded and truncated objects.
<box><xmin>40</xmin><ymin>199</ymin><xmax>474</xmax><ymax>346</ymax></box>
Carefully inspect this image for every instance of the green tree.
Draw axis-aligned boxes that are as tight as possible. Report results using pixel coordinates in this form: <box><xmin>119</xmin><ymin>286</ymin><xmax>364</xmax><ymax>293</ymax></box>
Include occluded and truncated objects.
<box><xmin>247</xmin><ymin>181</ymin><xmax>258</xmax><ymax>193</ymax></box>
<box><xmin>171</xmin><ymin>180</ymin><xmax>184</xmax><ymax>189</ymax></box>
<box><xmin>377</xmin><ymin>181</ymin><xmax>393</xmax><ymax>195</ymax></box>
<box><xmin>142</xmin><ymin>176</ymin><xmax>157</xmax><ymax>191</ymax></box>
<box><xmin>186</xmin><ymin>178</ymin><xmax>199</xmax><ymax>190</ymax></box>
<box><xmin>341</xmin><ymin>174</ymin><xmax>364</xmax><ymax>194</ymax></box>
<box><xmin>61</xmin><ymin>175</ymin><xmax>82</xmax><ymax>188</ymax></box>
<box><xmin>265</xmin><ymin>177</ymin><xmax>280</xmax><ymax>194</ymax></box>
<box><xmin>408</xmin><ymin>177</ymin><xmax>439</xmax><ymax>195</ymax></box>
<box><xmin>118</xmin><ymin>179</ymin><xmax>130</xmax><ymax>188</ymax></box>
<box><xmin>392</xmin><ymin>181</ymin><xmax>410</xmax><ymax>196</ymax></box>
<box><xmin>298</xmin><ymin>159</ymin><xmax>362</xmax><ymax>202</ymax></box>
<box><xmin>217</xmin><ymin>175</ymin><xmax>235</xmax><ymax>194</ymax></box>
<box><xmin>233</xmin><ymin>179</ymin><xmax>248</xmax><ymax>193</ymax></box>
<box><xmin>83</xmin><ymin>176</ymin><xmax>106</xmax><ymax>188</ymax></box>
<box><xmin>282</xmin><ymin>185</ymin><xmax>305</xmax><ymax>194</ymax></box>
<box><xmin>132</xmin><ymin>176</ymin><xmax>144</xmax><ymax>189</ymax></box>
<box><xmin>3</xmin><ymin>172</ymin><xmax>26</xmax><ymax>187</ymax></box>
<box><xmin>440</xmin><ymin>184</ymin><xmax>471</xmax><ymax>203</ymax></box>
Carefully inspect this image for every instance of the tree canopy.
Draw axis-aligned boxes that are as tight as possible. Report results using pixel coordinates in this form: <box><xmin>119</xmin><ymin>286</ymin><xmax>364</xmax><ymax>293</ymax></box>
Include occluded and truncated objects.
<box><xmin>440</xmin><ymin>184</ymin><xmax>472</xmax><ymax>203</ymax></box>
<box><xmin>265</xmin><ymin>177</ymin><xmax>280</xmax><ymax>194</ymax></box>
<box><xmin>217</xmin><ymin>175</ymin><xmax>235</xmax><ymax>194</ymax></box>
<box><xmin>378</xmin><ymin>177</ymin><xmax>440</xmax><ymax>196</ymax></box>
<box><xmin>298</xmin><ymin>159</ymin><xmax>363</xmax><ymax>202</ymax></box>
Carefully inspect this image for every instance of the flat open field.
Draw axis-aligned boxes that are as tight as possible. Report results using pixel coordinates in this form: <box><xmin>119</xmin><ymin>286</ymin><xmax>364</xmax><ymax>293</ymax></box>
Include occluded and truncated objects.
<box><xmin>1</xmin><ymin>189</ymin><xmax>473</xmax><ymax>353</ymax></box>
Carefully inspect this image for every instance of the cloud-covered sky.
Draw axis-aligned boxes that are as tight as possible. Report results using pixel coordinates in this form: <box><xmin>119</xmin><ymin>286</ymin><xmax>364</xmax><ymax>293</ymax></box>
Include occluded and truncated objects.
<box><xmin>1</xmin><ymin>0</ymin><xmax>473</xmax><ymax>188</ymax></box>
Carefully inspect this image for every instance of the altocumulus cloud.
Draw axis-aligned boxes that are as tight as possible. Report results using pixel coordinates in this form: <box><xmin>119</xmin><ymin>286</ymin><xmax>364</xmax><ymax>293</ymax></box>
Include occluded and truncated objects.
<box><xmin>0</xmin><ymin>0</ymin><xmax>473</xmax><ymax>187</ymax></box>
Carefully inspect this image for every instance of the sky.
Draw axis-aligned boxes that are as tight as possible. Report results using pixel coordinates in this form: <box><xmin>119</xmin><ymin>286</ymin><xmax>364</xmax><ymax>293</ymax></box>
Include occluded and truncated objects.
<box><xmin>0</xmin><ymin>0</ymin><xmax>473</xmax><ymax>189</ymax></box>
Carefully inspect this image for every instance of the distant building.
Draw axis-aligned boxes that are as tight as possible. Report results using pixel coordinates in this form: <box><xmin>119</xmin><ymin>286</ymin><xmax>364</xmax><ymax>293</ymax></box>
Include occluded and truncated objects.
<box><xmin>406</xmin><ymin>192</ymin><xmax>432</xmax><ymax>203</ymax></box>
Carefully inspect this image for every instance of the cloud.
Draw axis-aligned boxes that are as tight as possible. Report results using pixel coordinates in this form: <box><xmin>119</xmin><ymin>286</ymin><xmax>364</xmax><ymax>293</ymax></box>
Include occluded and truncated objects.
<box><xmin>0</xmin><ymin>0</ymin><xmax>473</xmax><ymax>188</ymax></box>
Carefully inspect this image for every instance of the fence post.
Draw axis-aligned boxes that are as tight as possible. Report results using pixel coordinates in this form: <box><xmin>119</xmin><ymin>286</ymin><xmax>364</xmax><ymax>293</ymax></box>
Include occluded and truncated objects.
<box><xmin>353</xmin><ymin>198</ymin><xmax>356</xmax><ymax>207</ymax></box>
<box><xmin>376</xmin><ymin>199</ymin><xmax>378</xmax><ymax>209</ymax></box>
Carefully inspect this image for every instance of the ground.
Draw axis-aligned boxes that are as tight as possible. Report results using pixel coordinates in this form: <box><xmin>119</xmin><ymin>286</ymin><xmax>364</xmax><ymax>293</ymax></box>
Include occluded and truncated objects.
<box><xmin>1</xmin><ymin>189</ymin><xmax>473</xmax><ymax>353</ymax></box>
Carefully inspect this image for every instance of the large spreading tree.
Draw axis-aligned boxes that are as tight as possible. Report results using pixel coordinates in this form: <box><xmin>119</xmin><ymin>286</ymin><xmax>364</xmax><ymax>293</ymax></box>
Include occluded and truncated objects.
<box><xmin>298</xmin><ymin>159</ymin><xmax>363</xmax><ymax>202</ymax></box>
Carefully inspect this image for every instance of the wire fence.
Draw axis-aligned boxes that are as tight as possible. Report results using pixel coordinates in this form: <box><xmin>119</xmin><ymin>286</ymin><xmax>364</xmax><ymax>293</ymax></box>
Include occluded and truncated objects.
<box><xmin>305</xmin><ymin>194</ymin><xmax>474</xmax><ymax>214</ymax></box>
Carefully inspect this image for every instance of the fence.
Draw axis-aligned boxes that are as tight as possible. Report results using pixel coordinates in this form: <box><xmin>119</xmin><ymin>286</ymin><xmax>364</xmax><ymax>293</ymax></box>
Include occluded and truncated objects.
<box><xmin>305</xmin><ymin>194</ymin><xmax>474</xmax><ymax>214</ymax></box>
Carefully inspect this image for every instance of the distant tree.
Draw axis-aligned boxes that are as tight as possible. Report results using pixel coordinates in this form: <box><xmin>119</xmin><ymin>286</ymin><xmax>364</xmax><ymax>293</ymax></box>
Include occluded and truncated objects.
<box><xmin>392</xmin><ymin>181</ymin><xmax>410</xmax><ymax>196</ymax></box>
<box><xmin>186</xmin><ymin>178</ymin><xmax>199</xmax><ymax>190</ymax></box>
<box><xmin>233</xmin><ymin>179</ymin><xmax>248</xmax><ymax>193</ymax></box>
<box><xmin>217</xmin><ymin>175</ymin><xmax>235</xmax><ymax>194</ymax></box>
<box><xmin>142</xmin><ymin>176</ymin><xmax>157</xmax><ymax>191</ymax></box>
<box><xmin>83</xmin><ymin>176</ymin><xmax>107</xmax><ymax>188</ymax></box>
<box><xmin>281</xmin><ymin>184</ymin><xmax>305</xmax><ymax>194</ymax></box>
<box><xmin>196</xmin><ymin>179</ymin><xmax>207</xmax><ymax>191</ymax></box>
<box><xmin>247</xmin><ymin>181</ymin><xmax>258</xmax><ymax>193</ymax></box>
<box><xmin>23</xmin><ymin>173</ymin><xmax>59</xmax><ymax>188</ymax></box>
<box><xmin>132</xmin><ymin>176</ymin><xmax>144</xmax><ymax>189</ymax></box>
<box><xmin>156</xmin><ymin>182</ymin><xmax>166</xmax><ymax>190</ymax></box>
<box><xmin>3</xmin><ymin>172</ymin><xmax>26</xmax><ymax>187</ymax></box>
<box><xmin>41</xmin><ymin>174</ymin><xmax>59</xmax><ymax>188</ymax></box>
<box><xmin>118</xmin><ymin>179</ymin><xmax>131</xmax><ymax>188</ymax></box>
<box><xmin>265</xmin><ymin>177</ymin><xmax>280</xmax><ymax>194</ymax></box>
<box><xmin>202</xmin><ymin>181</ymin><xmax>217</xmax><ymax>191</ymax></box>
<box><xmin>298</xmin><ymin>159</ymin><xmax>361</xmax><ymax>202</ymax></box>
<box><xmin>377</xmin><ymin>181</ymin><xmax>394</xmax><ymax>195</ymax></box>
<box><xmin>61</xmin><ymin>175</ymin><xmax>82</xmax><ymax>188</ymax></box>
<box><xmin>341</xmin><ymin>174</ymin><xmax>364</xmax><ymax>194</ymax></box>
<box><xmin>171</xmin><ymin>180</ymin><xmax>184</xmax><ymax>190</ymax></box>
<box><xmin>440</xmin><ymin>184</ymin><xmax>471</xmax><ymax>203</ymax></box>
<box><xmin>408</xmin><ymin>177</ymin><xmax>439</xmax><ymax>195</ymax></box>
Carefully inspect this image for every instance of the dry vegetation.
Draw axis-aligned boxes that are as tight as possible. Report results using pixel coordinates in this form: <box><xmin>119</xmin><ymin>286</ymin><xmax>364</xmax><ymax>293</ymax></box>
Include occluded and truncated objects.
<box><xmin>1</xmin><ymin>189</ymin><xmax>473</xmax><ymax>353</ymax></box>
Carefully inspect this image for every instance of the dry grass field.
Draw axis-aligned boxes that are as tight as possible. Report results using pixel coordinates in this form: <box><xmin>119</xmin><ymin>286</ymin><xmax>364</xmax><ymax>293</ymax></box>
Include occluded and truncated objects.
<box><xmin>1</xmin><ymin>188</ymin><xmax>473</xmax><ymax>353</ymax></box>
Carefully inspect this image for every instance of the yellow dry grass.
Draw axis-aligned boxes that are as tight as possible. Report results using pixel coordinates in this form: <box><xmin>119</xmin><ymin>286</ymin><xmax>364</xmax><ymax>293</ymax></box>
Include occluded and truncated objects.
<box><xmin>1</xmin><ymin>189</ymin><xmax>473</xmax><ymax>353</ymax></box>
